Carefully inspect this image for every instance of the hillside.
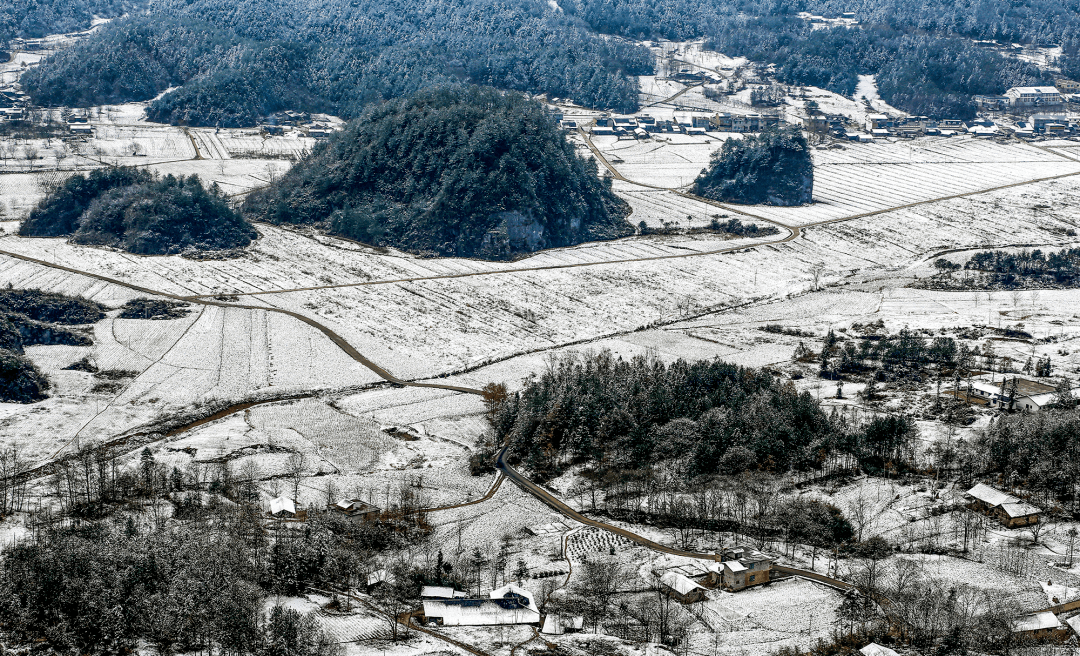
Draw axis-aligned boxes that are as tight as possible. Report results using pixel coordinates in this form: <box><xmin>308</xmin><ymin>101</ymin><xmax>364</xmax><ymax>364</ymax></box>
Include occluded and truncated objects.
<box><xmin>244</xmin><ymin>87</ymin><xmax>633</xmax><ymax>259</ymax></box>
<box><xmin>20</xmin><ymin>0</ymin><xmax>650</xmax><ymax>125</ymax></box>
<box><xmin>692</xmin><ymin>127</ymin><xmax>814</xmax><ymax>206</ymax></box>
<box><xmin>20</xmin><ymin>169</ymin><xmax>258</xmax><ymax>255</ymax></box>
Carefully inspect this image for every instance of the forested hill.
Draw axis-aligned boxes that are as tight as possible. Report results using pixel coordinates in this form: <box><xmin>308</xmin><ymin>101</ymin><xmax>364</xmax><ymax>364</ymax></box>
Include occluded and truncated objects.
<box><xmin>0</xmin><ymin>0</ymin><xmax>143</xmax><ymax>45</ymax></box>
<box><xmin>21</xmin><ymin>0</ymin><xmax>651</xmax><ymax>126</ymax></box>
<box><xmin>243</xmin><ymin>87</ymin><xmax>632</xmax><ymax>260</ymax></box>
<box><xmin>568</xmin><ymin>0</ymin><xmax>1057</xmax><ymax>119</ymax></box>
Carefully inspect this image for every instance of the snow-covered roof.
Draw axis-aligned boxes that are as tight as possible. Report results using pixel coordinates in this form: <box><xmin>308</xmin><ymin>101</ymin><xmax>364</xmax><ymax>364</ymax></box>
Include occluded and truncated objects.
<box><xmin>859</xmin><ymin>643</ymin><xmax>900</xmax><ymax>656</ymax></box>
<box><xmin>724</xmin><ymin>561</ymin><xmax>748</xmax><ymax>573</ymax></box>
<box><xmin>1013</xmin><ymin>611</ymin><xmax>1062</xmax><ymax>632</ymax></box>
<box><xmin>1000</xmin><ymin>501</ymin><xmax>1041</xmax><ymax>518</ymax></box>
<box><xmin>1020</xmin><ymin>392</ymin><xmax>1057</xmax><ymax>407</ymax></box>
<box><xmin>491</xmin><ymin>583</ymin><xmax>536</xmax><ymax>608</ymax></box>
<box><xmin>1008</xmin><ymin>86</ymin><xmax>1061</xmax><ymax>95</ymax></box>
<box><xmin>269</xmin><ymin>496</ymin><xmax>296</xmax><ymax>515</ymax></box>
<box><xmin>660</xmin><ymin>572</ymin><xmax>705</xmax><ymax>596</ymax></box>
<box><xmin>1065</xmin><ymin>614</ymin><xmax>1080</xmax><ymax>634</ymax></box>
<box><xmin>967</xmin><ymin>483</ymin><xmax>1017</xmax><ymax>507</ymax></box>
<box><xmin>422</xmin><ymin>586</ymin><xmax>460</xmax><ymax>599</ymax></box>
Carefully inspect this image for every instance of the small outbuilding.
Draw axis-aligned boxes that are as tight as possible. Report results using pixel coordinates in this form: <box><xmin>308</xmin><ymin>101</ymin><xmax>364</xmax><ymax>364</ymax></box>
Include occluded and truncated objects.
<box><xmin>859</xmin><ymin>643</ymin><xmax>900</xmax><ymax>656</ymax></box>
<box><xmin>660</xmin><ymin>572</ymin><xmax>708</xmax><ymax>604</ymax></box>
<box><xmin>330</xmin><ymin>498</ymin><xmax>380</xmax><ymax>521</ymax></box>
<box><xmin>268</xmin><ymin>496</ymin><xmax>298</xmax><ymax>518</ymax></box>
<box><xmin>540</xmin><ymin>613</ymin><xmax>584</xmax><ymax>635</ymax></box>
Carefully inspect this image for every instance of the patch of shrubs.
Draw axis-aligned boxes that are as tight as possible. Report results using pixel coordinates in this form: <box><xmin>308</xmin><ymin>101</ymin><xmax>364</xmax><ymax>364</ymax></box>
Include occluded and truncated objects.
<box><xmin>118</xmin><ymin>298</ymin><xmax>191</xmax><ymax>320</ymax></box>
<box><xmin>0</xmin><ymin>288</ymin><xmax>106</xmax><ymax>324</ymax></box>
<box><xmin>0</xmin><ymin>349</ymin><xmax>49</xmax><ymax>403</ymax></box>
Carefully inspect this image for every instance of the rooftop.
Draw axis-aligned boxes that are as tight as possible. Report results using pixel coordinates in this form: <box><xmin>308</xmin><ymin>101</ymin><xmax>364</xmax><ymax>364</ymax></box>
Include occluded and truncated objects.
<box><xmin>967</xmin><ymin>483</ymin><xmax>1017</xmax><ymax>507</ymax></box>
<box><xmin>1013</xmin><ymin>611</ymin><xmax>1062</xmax><ymax>632</ymax></box>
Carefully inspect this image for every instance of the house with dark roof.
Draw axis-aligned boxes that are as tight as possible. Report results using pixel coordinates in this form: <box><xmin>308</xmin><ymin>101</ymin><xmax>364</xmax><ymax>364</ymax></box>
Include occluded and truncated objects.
<box><xmin>422</xmin><ymin>584</ymin><xmax>540</xmax><ymax>626</ymax></box>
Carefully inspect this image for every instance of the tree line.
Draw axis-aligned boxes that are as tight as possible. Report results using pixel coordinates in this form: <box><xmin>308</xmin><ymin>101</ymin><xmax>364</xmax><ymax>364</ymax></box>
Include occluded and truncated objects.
<box><xmin>931</xmin><ymin>248</ymin><xmax>1080</xmax><ymax>289</ymax></box>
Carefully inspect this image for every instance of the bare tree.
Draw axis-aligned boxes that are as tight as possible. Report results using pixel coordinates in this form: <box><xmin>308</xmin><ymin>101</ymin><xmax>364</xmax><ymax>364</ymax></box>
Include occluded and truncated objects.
<box><xmin>286</xmin><ymin>452</ymin><xmax>305</xmax><ymax>500</ymax></box>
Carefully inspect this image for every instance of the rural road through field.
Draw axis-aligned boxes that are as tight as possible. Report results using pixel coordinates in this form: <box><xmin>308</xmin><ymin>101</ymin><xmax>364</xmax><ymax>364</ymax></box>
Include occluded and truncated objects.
<box><xmin>2</xmin><ymin>132</ymin><xmax>1076</xmax><ymax>600</ymax></box>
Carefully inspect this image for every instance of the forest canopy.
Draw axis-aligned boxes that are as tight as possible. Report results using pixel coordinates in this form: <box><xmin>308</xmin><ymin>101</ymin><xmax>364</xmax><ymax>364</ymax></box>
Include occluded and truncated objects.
<box><xmin>692</xmin><ymin>127</ymin><xmax>813</xmax><ymax>206</ymax></box>
<box><xmin>21</xmin><ymin>0</ymin><xmax>651</xmax><ymax>125</ymax></box>
<box><xmin>495</xmin><ymin>351</ymin><xmax>916</xmax><ymax>481</ymax></box>
<box><xmin>569</xmin><ymin>0</ymin><xmax>1055</xmax><ymax>118</ymax></box>
<box><xmin>20</xmin><ymin>169</ymin><xmax>258</xmax><ymax>255</ymax></box>
<box><xmin>244</xmin><ymin>87</ymin><xmax>632</xmax><ymax>259</ymax></box>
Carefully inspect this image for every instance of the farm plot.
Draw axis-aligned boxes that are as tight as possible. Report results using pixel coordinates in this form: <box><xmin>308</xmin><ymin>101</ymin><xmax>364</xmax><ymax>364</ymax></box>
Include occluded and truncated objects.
<box><xmin>0</xmin><ymin>173</ymin><xmax>51</xmax><ymax>219</ymax></box>
<box><xmin>689</xmin><ymin>578</ymin><xmax>843</xmax><ymax>655</ymax></box>
<box><xmin>315</xmin><ymin>610</ymin><xmax>390</xmax><ymax>644</ymax></box>
<box><xmin>883</xmin><ymin>554</ymin><xmax>1047</xmax><ymax>611</ymax></box>
<box><xmin>587</xmin><ymin>133</ymin><xmax>728</xmax><ymax>188</ymax></box>
<box><xmin>216</xmin><ymin>131</ymin><xmax>317</xmax><ymax>160</ymax></box>
<box><xmin>746</xmin><ymin>141</ymin><xmax>1080</xmax><ymax>226</ymax></box>
<box><xmin>616</xmin><ymin>187</ymin><xmax>739</xmax><ymax>228</ymax></box>
<box><xmin>85</xmin><ymin>124</ymin><xmax>196</xmax><ymax>162</ymax></box>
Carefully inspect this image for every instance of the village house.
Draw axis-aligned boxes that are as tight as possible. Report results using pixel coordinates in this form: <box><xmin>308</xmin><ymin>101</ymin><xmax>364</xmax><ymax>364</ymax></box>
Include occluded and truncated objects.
<box><xmin>974</xmin><ymin>95</ymin><xmax>1009</xmax><ymax>111</ymax></box>
<box><xmin>1005</xmin><ymin>86</ymin><xmax>1064</xmax><ymax>108</ymax></box>
<box><xmin>966</xmin><ymin>483</ymin><xmax>1041</xmax><ymax>528</ymax></box>
<box><xmin>659</xmin><ymin>572</ymin><xmax>708</xmax><ymax>603</ymax></box>
<box><xmin>1055</xmin><ymin>79</ymin><xmax>1080</xmax><ymax>94</ymax></box>
<box><xmin>540</xmin><ymin>613</ymin><xmax>584</xmax><ymax>635</ymax></box>
<box><xmin>268</xmin><ymin>496</ymin><xmax>301</xmax><ymax>519</ymax></box>
<box><xmin>705</xmin><ymin>545</ymin><xmax>772</xmax><ymax>591</ymax></box>
<box><xmin>1012</xmin><ymin>611</ymin><xmax>1069</xmax><ymax>643</ymax></box>
<box><xmin>422</xmin><ymin>583</ymin><xmax>541</xmax><ymax>626</ymax></box>
<box><xmin>865</xmin><ymin>114</ymin><xmax>891</xmax><ymax>131</ymax></box>
<box><xmin>967</xmin><ymin>376</ymin><xmax>1056</xmax><ymax>412</ymax></box>
<box><xmin>329</xmin><ymin>498</ymin><xmax>380</xmax><ymax>521</ymax></box>
<box><xmin>1065</xmin><ymin>614</ymin><xmax>1080</xmax><ymax>638</ymax></box>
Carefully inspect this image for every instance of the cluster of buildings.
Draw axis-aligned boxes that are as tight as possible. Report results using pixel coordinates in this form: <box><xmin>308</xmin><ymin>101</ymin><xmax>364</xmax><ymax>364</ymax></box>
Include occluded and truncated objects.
<box><xmin>0</xmin><ymin>88</ymin><xmax>28</xmax><ymax>122</ymax></box>
<box><xmin>259</xmin><ymin>111</ymin><xmax>337</xmax><ymax>138</ymax></box>
<box><xmin>576</xmin><ymin>112</ymin><xmax>781</xmax><ymax>138</ymax></box>
<box><xmin>266</xmin><ymin>496</ymin><xmax>380</xmax><ymax>522</ymax></box>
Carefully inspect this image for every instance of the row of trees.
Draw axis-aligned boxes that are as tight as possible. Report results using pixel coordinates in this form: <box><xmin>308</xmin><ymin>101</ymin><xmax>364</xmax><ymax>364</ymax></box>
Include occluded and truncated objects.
<box><xmin>935</xmin><ymin>248</ymin><xmax>1080</xmax><ymax>288</ymax></box>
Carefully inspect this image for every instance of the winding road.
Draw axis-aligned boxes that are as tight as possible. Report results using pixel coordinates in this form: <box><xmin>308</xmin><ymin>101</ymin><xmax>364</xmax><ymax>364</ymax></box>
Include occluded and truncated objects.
<box><xmin>1</xmin><ymin>127</ymin><xmax>1073</xmax><ymax>622</ymax></box>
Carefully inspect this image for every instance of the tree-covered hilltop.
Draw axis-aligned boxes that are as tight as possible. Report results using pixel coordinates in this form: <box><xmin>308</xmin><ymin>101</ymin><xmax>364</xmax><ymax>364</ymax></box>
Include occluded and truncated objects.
<box><xmin>21</xmin><ymin>0</ymin><xmax>651</xmax><ymax>126</ymax></box>
<box><xmin>20</xmin><ymin>169</ymin><xmax>258</xmax><ymax>255</ymax></box>
<box><xmin>244</xmin><ymin>87</ymin><xmax>633</xmax><ymax>259</ymax></box>
<box><xmin>692</xmin><ymin>127</ymin><xmax>813</xmax><ymax>206</ymax></box>
<box><xmin>494</xmin><ymin>351</ymin><xmax>917</xmax><ymax>481</ymax></box>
